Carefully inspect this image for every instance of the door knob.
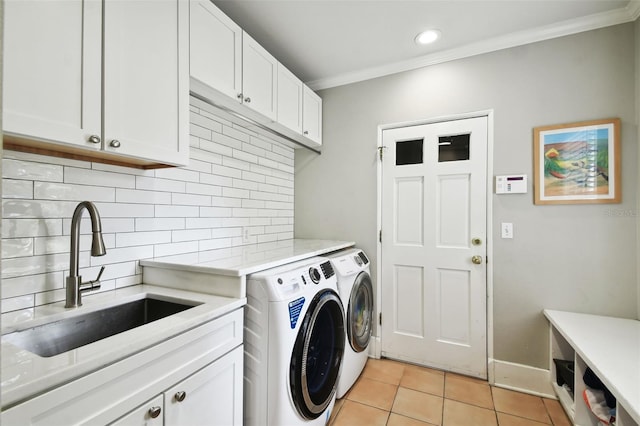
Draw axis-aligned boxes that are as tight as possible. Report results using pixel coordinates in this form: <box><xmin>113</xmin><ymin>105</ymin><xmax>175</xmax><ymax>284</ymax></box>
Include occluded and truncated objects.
<box><xmin>148</xmin><ymin>406</ymin><xmax>161</xmax><ymax>418</ymax></box>
<box><xmin>472</xmin><ymin>238</ymin><xmax>482</xmax><ymax>245</ymax></box>
<box><xmin>471</xmin><ymin>255</ymin><xmax>483</xmax><ymax>264</ymax></box>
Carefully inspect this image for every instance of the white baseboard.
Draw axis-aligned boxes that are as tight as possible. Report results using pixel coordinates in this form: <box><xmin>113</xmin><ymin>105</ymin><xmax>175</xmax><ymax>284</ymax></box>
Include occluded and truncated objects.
<box><xmin>491</xmin><ymin>359</ymin><xmax>555</xmax><ymax>398</ymax></box>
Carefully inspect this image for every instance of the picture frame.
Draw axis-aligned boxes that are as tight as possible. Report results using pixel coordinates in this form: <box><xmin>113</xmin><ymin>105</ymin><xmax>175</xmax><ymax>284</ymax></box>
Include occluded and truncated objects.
<box><xmin>533</xmin><ymin>118</ymin><xmax>621</xmax><ymax>205</ymax></box>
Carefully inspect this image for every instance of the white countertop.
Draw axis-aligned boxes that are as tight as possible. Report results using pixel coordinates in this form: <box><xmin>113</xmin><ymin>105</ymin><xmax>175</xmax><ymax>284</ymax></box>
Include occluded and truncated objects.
<box><xmin>1</xmin><ymin>285</ymin><xmax>245</xmax><ymax>408</ymax></box>
<box><xmin>139</xmin><ymin>239</ymin><xmax>355</xmax><ymax>276</ymax></box>
<box><xmin>544</xmin><ymin>309</ymin><xmax>640</xmax><ymax>424</ymax></box>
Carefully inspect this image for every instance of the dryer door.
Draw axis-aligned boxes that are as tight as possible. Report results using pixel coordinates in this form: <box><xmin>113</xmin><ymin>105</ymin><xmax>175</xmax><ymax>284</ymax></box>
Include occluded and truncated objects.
<box><xmin>348</xmin><ymin>271</ymin><xmax>374</xmax><ymax>352</ymax></box>
<box><xmin>290</xmin><ymin>289</ymin><xmax>345</xmax><ymax>420</ymax></box>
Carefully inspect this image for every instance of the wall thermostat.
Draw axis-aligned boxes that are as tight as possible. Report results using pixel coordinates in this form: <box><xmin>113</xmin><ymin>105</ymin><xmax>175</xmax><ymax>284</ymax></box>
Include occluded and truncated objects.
<box><xmin>495</xmin><ymin>175</ymin><xmax>527</xmax><ymax>194</ymax></box>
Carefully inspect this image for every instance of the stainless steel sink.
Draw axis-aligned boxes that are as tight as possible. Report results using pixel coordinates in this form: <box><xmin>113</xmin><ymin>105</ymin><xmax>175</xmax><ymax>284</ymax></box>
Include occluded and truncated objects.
<box><xmin>3</xmin><ymin>297</ymin><xmax>200</xmax><ymax>357</ymax></box>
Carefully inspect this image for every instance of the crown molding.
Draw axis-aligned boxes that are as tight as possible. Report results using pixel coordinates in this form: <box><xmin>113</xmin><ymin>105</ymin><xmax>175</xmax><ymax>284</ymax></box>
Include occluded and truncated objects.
<box><xmin>307</xmin><ymin>3</ymin><xmax>640</xmax><ymax>91</ymax></box>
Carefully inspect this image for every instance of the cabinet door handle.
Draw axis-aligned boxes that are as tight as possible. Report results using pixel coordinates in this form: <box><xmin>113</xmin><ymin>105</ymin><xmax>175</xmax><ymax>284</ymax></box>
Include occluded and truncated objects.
<box><xmin>244</xmin><ymin>97</ymin><xmax>251</xmax><ymax>103</ymax></box>
<box><xmin>174</xmin><ymin>391</ymin><xmax>187</xmax><ymax>402</ymax></box>
<box><xmin>303</xmin><ymin>131</ymin><xmax>309</xmax><ymax>135</ymax></box>
<box><xmin>109</xmin><ymin>140</ymin><xmax>121</xmax><ymax>148</ymax></box>
<box><xmin>148</xmin><ymin>406</ymin><xmax>162</xmax><ymax>418</ymax></box>
<box><xmin>88</xmin><ymin>135</ymin><xmax>101</xmax><ymax>144</ymax></box>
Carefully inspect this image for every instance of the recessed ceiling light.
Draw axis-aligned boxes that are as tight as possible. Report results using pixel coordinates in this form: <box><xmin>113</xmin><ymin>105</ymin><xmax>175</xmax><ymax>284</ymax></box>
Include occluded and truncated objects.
<box><xmin>415</xmin><ymin>29</ymin><xmax>441</xmax><ymax>45</ymax></box>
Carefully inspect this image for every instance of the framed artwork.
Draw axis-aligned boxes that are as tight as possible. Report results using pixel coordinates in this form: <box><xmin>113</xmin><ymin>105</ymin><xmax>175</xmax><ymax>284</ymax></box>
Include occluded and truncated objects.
<box><xmin>533</xmin><ymin>118</ymin><xmax>621</xmax><ymax>205</ymax></box>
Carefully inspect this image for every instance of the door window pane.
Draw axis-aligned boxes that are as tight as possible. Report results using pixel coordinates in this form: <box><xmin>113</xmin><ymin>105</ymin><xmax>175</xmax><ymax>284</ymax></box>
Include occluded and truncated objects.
<box><xmin>439</xmin><ymin>134</ymin><xmax>470</xmax><ymax>162</ymax></box>
<box><xmin>396</xmin><ymin>139</ymin><xmax>423</xmax><ymax>165</ymax></box>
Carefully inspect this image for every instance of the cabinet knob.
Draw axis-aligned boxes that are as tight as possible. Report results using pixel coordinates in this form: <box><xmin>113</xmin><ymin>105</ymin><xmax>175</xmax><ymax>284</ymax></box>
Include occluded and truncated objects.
<box><xmin>244</xmin><ymin>97</ymin><xmax>251</xmax><ymax>103</ymax></box>
<box><xmin>237</xmin><ymin>93</ymin><xmax>243</xmax><ymax>100</ymax></box>
<box><xmin>88</xmin><ymin>135</ymin><xmax>101</xmax><ymax>144</ymax></box>
<box><xmin>174</xmin><ymin>391</ymin><xmax>187</xmax><ymax>402</ymax></box>
<box><xmin>109</xmin><ymin>140</ymin><xmax>121</xmax><ymax>148</ymax></box>
<box><xmin>303</xmin><ymin>131</ymin><xmax>309</xmax><ymax>135</ymax></box>
<box><xmin>148</xmin><ymin>406</ymin><xmax>162</xmax><ymax>418</ymax></box>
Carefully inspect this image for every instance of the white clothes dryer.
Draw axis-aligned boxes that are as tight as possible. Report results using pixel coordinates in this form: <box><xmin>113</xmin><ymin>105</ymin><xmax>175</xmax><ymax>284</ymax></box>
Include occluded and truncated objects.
<box><xmin>244</xmin><ymin>257</ymin><xmax>345</xmax><ymax>426</ymax></box>
<box><xmin>326</xmin><ymin>248</ymin><xmax>374</xmax><ymax>399</ymax></box>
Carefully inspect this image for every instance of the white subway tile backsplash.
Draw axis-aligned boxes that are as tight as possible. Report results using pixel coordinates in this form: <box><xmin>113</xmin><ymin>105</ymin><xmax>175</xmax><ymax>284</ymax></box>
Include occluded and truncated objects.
<box><xmin>2</xmin><ymin>159</ymin><xmax>63</xmax><ymax>182</ymax></box>
<box><xmin>64</xmin><ymin>167</ymin><xmax>135</xmax><ymax>188</ymax></box>
<box><xmin>116</xmin><ymin>188</ymin><xmax>172</xmax><ymax>205</ymax></box>
<box><xmin>35</xmin><ymin>182</ymin><xmax>115</xmax><ymax>202</ymax></box>
<box><xmin>154</xmin><ymin>205</ymin><xmax>200</xmax><ymax>218</ymax></box>
<box><xmin>154</xmin><ymin>241</ymin><xmax>199</xmax><ymax>258</ymax></box>
<box><xmin>116</xmin><ymin>231</ymin><xmax>173</xmax><ymax>248</ymax></box>
<box><xmin>2</xmin><ymin>199</ymin><xmax>79</xmax><ymax>219</ymax></box>
<box><xmin>2</xmin><ymin>97</ymin><xmax>294</xmax><ymax>314</ymax></box>
<box><xmin>1</xmin><ymin>272</ymin><xmax>64</xmax><ymax>299</ymax></box>
<box><xmin>2</xmin><ymin>238</ymin><xmax>34</xmax><ymax>258</ymax></box>
<box><xmin>135</xmin><ymin>217</ymin><xmax>185</xmax><ymax>231</ymax></box>
<box><xmin>3</xmin><ymin>179</ymin><xmax>33</xmax><ymax>199</ymax></box>
<box><xmin>172</xmin><ymin>228</ymin><xmax>212</xmax><ymax>242</ymax></box>
<box><xmin>2</xmin><ymin>218</ymin><xmax>62</xmax><ymax>238</ymax></box>
<box><xmin>171</xmin><ymin>193</ymin><xmax>212</xmax><ymax>206</ymax></box>
<box><xmin>136</xmin><ymin>176</ymin><xmax>186</xmax><ymax>193</ymax></box>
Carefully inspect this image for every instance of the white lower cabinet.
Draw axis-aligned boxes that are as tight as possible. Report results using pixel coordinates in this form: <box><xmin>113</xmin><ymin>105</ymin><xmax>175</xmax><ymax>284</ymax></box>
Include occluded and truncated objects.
<box><xmin>1</xmin><ymin>309</ymin><xmax>243</xmax><ymax>426</ymax></box>
<box><xmin>112</xmin><ymin>346</ymin><xmax>243</xmax><ymax>426</ymax></box>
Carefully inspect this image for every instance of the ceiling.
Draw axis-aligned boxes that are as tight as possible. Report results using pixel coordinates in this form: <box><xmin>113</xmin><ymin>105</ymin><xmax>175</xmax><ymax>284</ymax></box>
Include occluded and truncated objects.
<box><xmin>212</xmin><ymin>0</ymin><xmax>639</xmax><ymax>90</ymax></box>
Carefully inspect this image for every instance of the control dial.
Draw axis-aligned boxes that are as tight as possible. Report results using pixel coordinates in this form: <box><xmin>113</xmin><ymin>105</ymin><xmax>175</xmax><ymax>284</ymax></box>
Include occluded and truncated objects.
<box><xmin>309</xmin><ymin>267</ymin><xmax>321</xmax><ymax>284</ymax></box>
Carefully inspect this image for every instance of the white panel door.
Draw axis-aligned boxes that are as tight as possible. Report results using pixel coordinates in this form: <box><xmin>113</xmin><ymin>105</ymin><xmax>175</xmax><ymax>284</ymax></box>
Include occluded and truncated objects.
<box><xmin>190</xmin><ymin>0</ymin><xmax>243</xmax><ymax>100</ymax></box>
<box><xmin>277</xmin><ymin>63</ymin><xmax>304</xmax><ymax>134</ymax></box>
<box><xmin>2</xmin><ymin>0</ymin><xmax>101</xmax><ymax>148</ymax></box>
<box><xmin>164</xmin><ymin>346</ymin><xmax>243</xmax><ymax>426</ymax></box>
<box><xmin>381</xmin><ymin>116</ymin><xmax>488</xmax><ymax>378</ymax></box>
<box><xmin>103</xmin><ymin>0</ymin><xmax>189</xmax><ymax>166</ymax></box>
<box><xmin>302</xmin><ymin>86</ymin><xmax>322</xmax><ymax>145</ymax></box>
<box><xmin>242</xmin><ymin>32</ymin><xmax>278</xmax><ymax>121</ymax></box>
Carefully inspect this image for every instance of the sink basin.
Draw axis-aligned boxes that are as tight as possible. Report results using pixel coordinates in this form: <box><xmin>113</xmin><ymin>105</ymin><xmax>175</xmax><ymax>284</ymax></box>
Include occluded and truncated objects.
<box><xmin>3</xmin><ymin>297</ymin><xmax>200</xmax><ymax>357</ymax></box>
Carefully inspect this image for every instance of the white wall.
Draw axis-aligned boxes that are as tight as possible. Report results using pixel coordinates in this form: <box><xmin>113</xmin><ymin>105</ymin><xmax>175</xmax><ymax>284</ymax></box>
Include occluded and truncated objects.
<box><xmin>1</xmin><ymin>96</ymin><xmax>294</xmax><ymax>320</ymax></box>
<box><xmin>295</xmin><ymin>23</ymin><xmax>638</xmax><ymax>369</ymax></box>
<box><xmin>636</xmin><ymin>18</ymin><xmax>640</xmax><ymax>320</ymax></box>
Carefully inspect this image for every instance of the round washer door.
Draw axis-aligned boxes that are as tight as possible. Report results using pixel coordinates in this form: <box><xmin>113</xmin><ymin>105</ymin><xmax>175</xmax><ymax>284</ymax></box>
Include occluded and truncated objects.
<box><xmin>290</xmin><ymin>289</ymin><xmax>345</xmax><ymax>420</ymax></box>
<box><xmin>348</xmin><ymin>271</ymin><xmax>374</xmax><ymax>352</ymax></box>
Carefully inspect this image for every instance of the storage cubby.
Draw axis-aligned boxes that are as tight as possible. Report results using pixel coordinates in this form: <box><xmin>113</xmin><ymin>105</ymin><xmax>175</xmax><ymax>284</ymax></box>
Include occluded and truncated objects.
<box><xmin>545</xmin><ymin>310</ymin><xmax>639</xmax><ymax>426</ymax></box>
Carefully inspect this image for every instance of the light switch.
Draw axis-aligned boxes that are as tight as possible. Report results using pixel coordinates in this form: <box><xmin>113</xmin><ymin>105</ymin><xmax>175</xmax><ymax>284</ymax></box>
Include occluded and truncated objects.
<box><xmin>501</xmin><ymin>223</ymin><xmax>513</xmax><ymax>239</ymax></box>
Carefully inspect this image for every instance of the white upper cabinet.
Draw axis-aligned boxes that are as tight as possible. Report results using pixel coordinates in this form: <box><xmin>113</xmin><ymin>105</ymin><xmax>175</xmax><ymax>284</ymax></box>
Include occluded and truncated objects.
<box><xmin>303</xmin><ymin>86</ymin><xmax>323</xmax><ymax>145</ymax></box>
<box><xmin>102</xmin><ymin>0</ymin><xmax>189</xmax><ymax>166</ymax></box>
<box><xmin>190</xmin><ymin>0</ymin><xmax>242</xmax><ymax>100</ymax></box>
<box><xmin>2</xmin><ymin>0</ymin><xmax>189</xmax><ymax>168</ymax></box>
<box><xmin>189</xmin><ymin>0</ymin><xmax>322</xmax><ymax>150</ymax></box>
<box><xmin>241</xmin><ymin>32</ymin><xmax>278</xmax><ymax>121</ymax></box>
<box><xmin>3</xmin><ymin>0</ymin><xmax>102</xmax><ymax>150</ymax></box>
<box><xmin>277</xmin><ymin>63</ymin><xmax>304</xmax><ymax>134</ymax></box>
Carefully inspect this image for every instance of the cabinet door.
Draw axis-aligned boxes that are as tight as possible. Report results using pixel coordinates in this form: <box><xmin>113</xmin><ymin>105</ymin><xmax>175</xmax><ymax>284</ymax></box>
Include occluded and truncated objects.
<box><xmin>164</xmin><ymin>346</ymin><xmax>243</xmax><ymax>426</ymax></box>
<box><xmin>2</xmin><ymin>0</ymin><xmax>101</xmax><ymax>149</ymax></box>
<box><xmin>110</xmin><ymin>394</ymin><xmax>164</xmax><ymax>426</ymax></box>
<box><xmin>103</xmin><ymin>0</ymin><xmax>189</xmax><ymax>166</ymax></box>
<box><xmin>303</xmin><ymin>86</ymin><xmax>323</xmax><ymax>145</ymax></box>
<box><xmin>190</xmin><ymin>0</ymin><xmax>243</xmax><ymax>101</ymax></box>
<box><xmin>242</xmin><ymin>32</ymin><xmax>278</xmax><ymax>121</ymax></box>
<box><xmin>277</xmin><ymin>63</ymin><xmax>304</xmax><ymax>134</ymax></box>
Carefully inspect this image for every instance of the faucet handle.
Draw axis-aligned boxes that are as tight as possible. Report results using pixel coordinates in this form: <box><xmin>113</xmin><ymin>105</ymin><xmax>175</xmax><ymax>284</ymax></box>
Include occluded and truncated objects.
<box><xmin>80</xmin><ymin>266</ymin><xmax>105</xmax><ymax>294</ymax></box>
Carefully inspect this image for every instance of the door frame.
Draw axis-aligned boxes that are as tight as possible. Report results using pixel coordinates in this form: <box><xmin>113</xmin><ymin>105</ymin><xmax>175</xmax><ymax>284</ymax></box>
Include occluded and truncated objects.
<box><xmin>374</xmin><ymin>109</ymin><xmax>496</xmax><ymax>383</ymax></box>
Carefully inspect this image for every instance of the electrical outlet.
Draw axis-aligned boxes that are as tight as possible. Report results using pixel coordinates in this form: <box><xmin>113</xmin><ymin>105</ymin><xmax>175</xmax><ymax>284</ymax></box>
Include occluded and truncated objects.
<box><xmin>501</xmin><ymin>222</ymin><xmax>513</xmax><ymax>239</ymax></box>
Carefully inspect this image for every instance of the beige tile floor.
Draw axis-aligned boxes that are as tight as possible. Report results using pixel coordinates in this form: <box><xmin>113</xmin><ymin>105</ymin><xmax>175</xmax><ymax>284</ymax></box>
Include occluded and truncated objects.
<box><xmin>329</xmin><ymin>358</ymin><xmax>572</xmax><ymax>426</ymax></box>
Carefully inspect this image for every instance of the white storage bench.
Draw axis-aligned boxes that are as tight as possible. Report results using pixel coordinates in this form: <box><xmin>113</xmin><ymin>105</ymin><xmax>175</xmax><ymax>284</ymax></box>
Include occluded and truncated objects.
<box><xmin>544</xmin><ymin>310</ymin><xmax>639</xmax><ymax>426</ymax></box>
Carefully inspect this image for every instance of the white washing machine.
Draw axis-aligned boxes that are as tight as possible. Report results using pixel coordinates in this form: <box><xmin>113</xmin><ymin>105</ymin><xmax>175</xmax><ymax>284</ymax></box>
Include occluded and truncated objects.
<box><xmin>244</xmin><ymin>257</ymin><xmax>345</xmax><ymax>426</ymax></box>
<box><xmin>326</xmin><ymin>248</ymin><xmax>374</xmax><ymax>399</ymax></box>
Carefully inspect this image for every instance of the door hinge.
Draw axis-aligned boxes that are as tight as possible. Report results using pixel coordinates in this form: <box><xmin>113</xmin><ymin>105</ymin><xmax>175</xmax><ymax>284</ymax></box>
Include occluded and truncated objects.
<box><xmin>379</xmin><ymin>229</ymin><xmax>382</xmax><ymax>243</ymax></box>
<box><xmin>378</xmin><ymin>145</ymin><xmax>386</xmax><ymax>161</ymax></box>
<box><xmin>379</xmin><ymin>312</ymin><xmax>382</xmax><ymax>325</ymax></box>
